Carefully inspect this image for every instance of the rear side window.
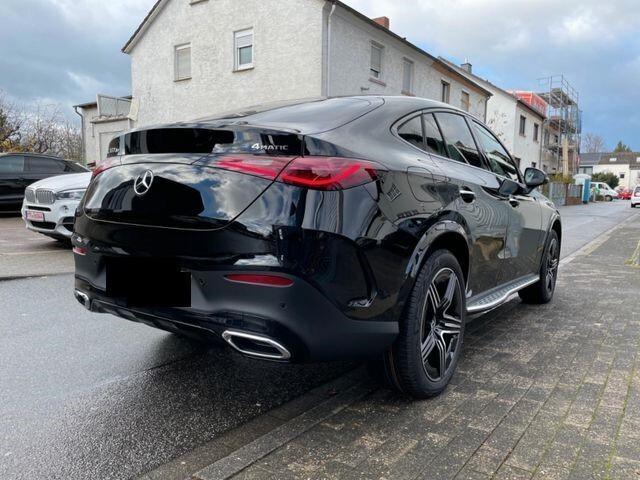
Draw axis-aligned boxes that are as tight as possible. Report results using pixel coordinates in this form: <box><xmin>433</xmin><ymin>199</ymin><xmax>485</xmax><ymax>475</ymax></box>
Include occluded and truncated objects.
<box><xmin>473</xmin><ymin>122</ymin><xmax>520</xmax><ymax>182</ymax></box>
<box><xmin>424</xmin><ymin>114</ymin><xmax>447</xmax><ymax>157</ymax></box>
<box><xmin>64</xmin><ymin>162</ymin><xmax>89</xmax><ymax>173</ymax></box>
<box><xmin>434</xmin><ymin>113</ymin><xmax>484</xmax><ymax>168</ymax></box>
<box><xmin>25</xmin><ymin>157</ymin><xmax>66</xmax><ymax>174</ymax></box>
<box><xmin>0</xmin><ymin>155</ymin><xmax>25</xmax><ymax>174</ymax></box>
<box><xmin>397</xmin><ymin>116</ymin><xmax>424</xmax><ymax>150</ymax></box>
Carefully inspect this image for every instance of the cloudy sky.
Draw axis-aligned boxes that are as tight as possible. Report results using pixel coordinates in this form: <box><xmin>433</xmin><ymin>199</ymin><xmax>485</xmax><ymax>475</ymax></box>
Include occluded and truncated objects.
<box><xmin>1</xmin><ymin>0</ymin><xmax>638</xmax><ymax>149</ymax></box>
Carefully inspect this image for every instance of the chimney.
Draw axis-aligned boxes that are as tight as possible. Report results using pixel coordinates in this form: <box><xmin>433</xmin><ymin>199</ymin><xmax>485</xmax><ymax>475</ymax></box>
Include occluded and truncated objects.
<box><xmin>372</xmin><ymin>16</ymin><xmax>390</xmax><ymax>29</ymax></box>
<box><xmin>461</xmin><ymin>60</ymin><xmax>472</xmax><ymax>74</ymax></box>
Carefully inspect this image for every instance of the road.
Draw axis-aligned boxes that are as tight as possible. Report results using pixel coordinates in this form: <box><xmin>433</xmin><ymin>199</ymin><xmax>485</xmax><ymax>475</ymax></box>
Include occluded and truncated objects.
<box><xmin>0</xmin><ymin>201</ymin><xmax>636</xmax><ymax>480</ymax></box>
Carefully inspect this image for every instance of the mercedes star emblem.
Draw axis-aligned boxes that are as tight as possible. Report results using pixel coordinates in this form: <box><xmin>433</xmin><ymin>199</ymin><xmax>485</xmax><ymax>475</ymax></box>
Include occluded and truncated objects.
<box><xmin>133</xmin><ymin>170</ymin><xmax>154</xmax><ymax>196</ymax></box>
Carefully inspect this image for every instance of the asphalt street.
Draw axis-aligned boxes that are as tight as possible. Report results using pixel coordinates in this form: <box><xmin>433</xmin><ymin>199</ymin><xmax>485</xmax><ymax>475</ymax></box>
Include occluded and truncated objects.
<box><xmin>0</xmin><ymin>200</ymin><xmax>636</xmax><ymax>480</ymax></box>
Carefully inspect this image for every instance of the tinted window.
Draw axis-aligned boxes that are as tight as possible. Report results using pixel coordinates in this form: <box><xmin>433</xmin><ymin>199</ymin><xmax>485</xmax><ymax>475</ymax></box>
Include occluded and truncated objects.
<box><xmin>473</xmin><ymin>123</ymin><xmax>520</xmax><ymax>181</ymax></box>
<box><xmin>435</xmin><ymin>113</ymin><xmax>484</xmax><ymax>168</ymax></box>
<box><xmin>397</xmin><ymin>116</ymin><xmax>424</xmax><ymax>150</ymax></box>
<box><xmin>64</xmin><ymin>161</ymin><xmax>90</xmax><ymax>173</ymax></box>
<box><xmin>25</xmin><ymin>157</ymin><xmax>66</xmax><ymax>174</ymax></box>
<box><xmin>0</xmin><ymin>155</ymin><xmax>25</xmax><ymax>174</ymax></box>
<box><xmin>423</xmin><ymin>114</ymin><xmax>447</xmax><ymax>157</ymax></box>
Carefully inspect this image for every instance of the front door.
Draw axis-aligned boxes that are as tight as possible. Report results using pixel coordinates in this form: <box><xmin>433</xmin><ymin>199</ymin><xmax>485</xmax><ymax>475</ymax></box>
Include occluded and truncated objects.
<box><xmin>471</xmin><ymin>121</ymin><xmax>543</xmax><ymax>282</ymax></box>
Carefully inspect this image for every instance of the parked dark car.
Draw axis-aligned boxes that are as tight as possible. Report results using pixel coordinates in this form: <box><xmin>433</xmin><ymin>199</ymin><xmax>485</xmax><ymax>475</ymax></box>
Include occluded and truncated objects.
<box><xmin>72</xmin><ymin>96</ymin><xmax>561</xmax><ymax>398</ymax></box>
<box><xmin>0</xmin><ymin>153</ymin><xmax>88</xmax><ymax>211</ymax></box>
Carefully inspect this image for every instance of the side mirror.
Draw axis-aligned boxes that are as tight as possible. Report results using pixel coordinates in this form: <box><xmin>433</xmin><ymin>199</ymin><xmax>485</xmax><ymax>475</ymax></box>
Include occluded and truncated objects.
<box><xmin>524</xmin><ymin>167</ymin><xmax>548</xmax><ymax>189</ymax></box>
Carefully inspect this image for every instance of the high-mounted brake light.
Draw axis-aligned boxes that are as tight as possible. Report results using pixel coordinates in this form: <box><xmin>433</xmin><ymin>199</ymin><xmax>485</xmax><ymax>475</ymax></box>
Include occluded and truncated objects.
<box><xmin>224</xmin><ymin>274</ymin><xmax>294</xmax><ymax>287</ymax></box>
<box><xmin>92</xmin><ymin>157</ymin><xmax>122</xmax><ymax>179</ymax></box>
<box><xmin>277</xmin><ymin>157</ymin><xmax>385</xmax><ymax>190</ymax></box>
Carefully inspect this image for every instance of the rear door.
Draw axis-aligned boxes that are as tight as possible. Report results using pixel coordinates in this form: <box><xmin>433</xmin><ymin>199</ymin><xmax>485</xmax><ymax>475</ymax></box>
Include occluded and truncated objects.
<box><xmin>0</xmin><ymin>155</ymin><xmax>26</xmax><ymax>204</ymax></box>
<box><xmin>471</xmin><ymin>121</ymin><xmax>543</xmax><ymax>282</ymax></box>
<box><xmin>430</xmin><ymin>111</ymin><xmax>511</xmax><ymax>297</ymax></box>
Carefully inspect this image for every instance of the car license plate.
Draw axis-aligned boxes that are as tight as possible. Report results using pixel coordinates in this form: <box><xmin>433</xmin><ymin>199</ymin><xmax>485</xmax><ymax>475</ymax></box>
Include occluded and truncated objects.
<box><xmin>26</xmin><ymin>210</ymin><xmax>45</xmax><ymax>222</ymax></box>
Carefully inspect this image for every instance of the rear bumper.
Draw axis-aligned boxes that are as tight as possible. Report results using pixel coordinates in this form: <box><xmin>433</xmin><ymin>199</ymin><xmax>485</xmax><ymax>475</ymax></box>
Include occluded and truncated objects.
<box><xmin>74</xmin><ymin>271</ymin><xmax>397</xmax><ymax>362</ymax></box>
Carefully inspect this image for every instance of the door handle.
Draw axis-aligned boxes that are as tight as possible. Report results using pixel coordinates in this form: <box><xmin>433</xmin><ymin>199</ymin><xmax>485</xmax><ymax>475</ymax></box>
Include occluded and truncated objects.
<box><xmin>508</xmin><ymin>197</ymin><xmax>520</xmax><ymax>207</ymax></box>
<box><xmin>459</xmin><ymin>187</ymin><xmax>476</xmax><ymax>203</ymax></box>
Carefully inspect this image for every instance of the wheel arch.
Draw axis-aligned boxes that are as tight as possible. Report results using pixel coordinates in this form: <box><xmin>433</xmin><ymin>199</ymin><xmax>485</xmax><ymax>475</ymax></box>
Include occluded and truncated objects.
<box><xmin>405</xmin><ymin>217</ymin><xmax>471</xmax><ymax>287</ymax></box>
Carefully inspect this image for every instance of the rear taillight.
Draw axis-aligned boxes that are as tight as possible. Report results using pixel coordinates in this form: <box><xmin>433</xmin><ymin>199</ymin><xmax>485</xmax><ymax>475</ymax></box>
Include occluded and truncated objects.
<box><xmin>92</xmin><ymin>157</ymin><xmax>122</xmax><ymax>179</ymax></box>
<box><xmin>224</xmin><ymin>274</ymin><xmax>294</xmax><ymax>287</ymax></box>
<box><xmin>215</xmin><ymin>155</ymin><xmax>292</xmax><ymax>181</ymax></box>
<box><xmin>213</xmin><ymin>155</ymin><xmax>385</xmax><ymax>190</ymax></box>
<box><xmin>278</xmin><ymin>157</ymin><xmax>385</xmax><ymax>190</ymax></box>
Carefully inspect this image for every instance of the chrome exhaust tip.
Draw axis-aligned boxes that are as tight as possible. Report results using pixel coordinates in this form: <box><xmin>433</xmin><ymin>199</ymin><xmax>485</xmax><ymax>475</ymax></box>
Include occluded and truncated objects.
<box><xmin>221</xmin><ymin>330</ymin><xmax>291</xmax><ymax>361</ymax></box>
<box><xmin>74</xmin><ymin>290</ymin><xmax>91</xmax><ymax>311</ymax></box>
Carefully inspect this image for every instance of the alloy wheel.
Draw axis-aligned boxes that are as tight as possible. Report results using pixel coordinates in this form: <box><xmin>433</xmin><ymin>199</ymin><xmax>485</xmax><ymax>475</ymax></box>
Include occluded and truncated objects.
<box><xmin>420</xmin><ymin>268</ymin><xmax>463</xmax><ymax>382</ymax></box>
<box><xmin>546</xmin><ymin>238</ymin><xmax>560</xmax><ymax>294</ymax></box>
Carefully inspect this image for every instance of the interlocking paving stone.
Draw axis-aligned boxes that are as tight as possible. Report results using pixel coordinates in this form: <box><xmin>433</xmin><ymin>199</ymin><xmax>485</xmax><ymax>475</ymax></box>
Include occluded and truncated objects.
<box><xmin>216</xmin><ymin>219</ymin><xmax>640</xmax><ymax>480</ymax></box>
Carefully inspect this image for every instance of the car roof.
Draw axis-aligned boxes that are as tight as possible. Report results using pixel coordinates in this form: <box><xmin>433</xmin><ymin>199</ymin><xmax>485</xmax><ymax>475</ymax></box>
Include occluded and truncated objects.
<box><xmin>0</xmin><ymin>152</ymin><xmax>68</xmax><ymax>161</ymax></box>
<box><xmin>128</xmin><ymin>96</ymin><xmax>462</xmax><ymax>136</ymax></box>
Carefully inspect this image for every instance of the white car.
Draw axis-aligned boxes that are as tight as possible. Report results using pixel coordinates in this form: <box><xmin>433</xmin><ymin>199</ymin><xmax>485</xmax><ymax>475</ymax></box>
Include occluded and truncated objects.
<box><xmin>591</xmin><ymin>181</ymin><xmax>619</xmax><ymax>201</ymax></box>
<box><xmin>632</xmin><ymin>186</ymin><xmax>640</xmax><ymax>208</ymax></box>
<box><xmin>22</xmin><ymin>172</ymin><xmax>92</xmax><ymax>241</ymax></box>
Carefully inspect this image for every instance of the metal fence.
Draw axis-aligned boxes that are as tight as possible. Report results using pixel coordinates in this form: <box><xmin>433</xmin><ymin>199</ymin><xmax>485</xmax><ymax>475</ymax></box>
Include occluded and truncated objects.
<box><xmin>540</xmin><ymin>182</ymin><xmax>583</xmax><ymax>207</ymax></box>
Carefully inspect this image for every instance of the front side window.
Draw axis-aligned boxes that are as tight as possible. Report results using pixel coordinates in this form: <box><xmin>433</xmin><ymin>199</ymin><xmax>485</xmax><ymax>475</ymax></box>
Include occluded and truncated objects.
<box><xmin>174</xmin><ymin>44</ymin><xmax>191</xmax><ymax>81</ymax></box>
<box><xmin>402</xmin><ymin>59</ymin><xmax>414</xmax><ymax>93</ymax></box>
<box><xmin>0</xmin><ymin>155</ymin><xmax>25</xmax><ymax>174</ymax></box>
<box><xmin>441</xmin><ymin>81</ymin><xmax>450</xmax><ymax>103</ymax></box>
<box><xmin>473</xmin><ymin>122</ymin><xmax>520</xmax><ymax>182</ymax></box>
<box><xmin>234</xmin><ymin>29</ymin><xmax>254</xmax><ymax>70</ymax></box>
<box><xmin>435</xmin><ymin>112</ymin><xmax>483</xmax><ymax>168</ymax></box>
<box><xmin>519</xmin><ymin>115</ymin><xmax>526</xmax><ymax>136</ymax></box>
<box><xmin>370</xmin><ymin>43</ymin><xmax>383</xmax><ymax>79</ymax></box>
<box><xmin>460</xmin><ymin>91</ymin><xmax>470</xmax><ymax>112</ymax></box>
<box><xmin>397</xmin><ymin>116</ymin><xmax>423</xmax><ymax>150</ymax></box>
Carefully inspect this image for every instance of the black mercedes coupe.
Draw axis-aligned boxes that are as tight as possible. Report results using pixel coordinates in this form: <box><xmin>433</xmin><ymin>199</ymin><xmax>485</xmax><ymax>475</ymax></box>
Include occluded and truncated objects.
<box><xmin>72</xmin><ymin>96</ymin><xmax>561</xmax><ymax>398</ymax></box>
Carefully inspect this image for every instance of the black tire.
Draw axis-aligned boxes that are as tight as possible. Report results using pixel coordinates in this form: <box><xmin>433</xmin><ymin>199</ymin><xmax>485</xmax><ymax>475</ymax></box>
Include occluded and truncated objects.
<box><xmin>605</xmin><ymin>195</ymin><xmax>613</xmax><ymax>202</ymax></box>
<box><xmin>518</xmin><ymin>230</ymin><xmax>559</xmax><ymax>304</ymax></box>
<box><xmin>375</xmin><ymin>250</ymin><xmax>466</xmax><ymax>399</ymax></box>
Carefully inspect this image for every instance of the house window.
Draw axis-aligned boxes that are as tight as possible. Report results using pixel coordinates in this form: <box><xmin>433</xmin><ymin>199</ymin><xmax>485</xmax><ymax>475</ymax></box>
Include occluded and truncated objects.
<box><xmin>620</xmin><ymin>172</ymin><xmax>626</xmax><ymax>179</ymax></box>
<box><xmin>460</xmin><ymin>91</ymin><xmax>470</xmax><ymax>112</ymax></box>
<box><xmin>441</xmin><ymin>80</ymin><xmax>450</xmax><ymax>103</ymax></box>
<box><xmin>519</xmin><ymin>115</ymin><xmax>526</xmax><ymax>136</ymax></box>
<box><xmin>174</xmin><ymin>44</ymin><xmax>191</xmax><ymax>81</ymax></box>
<box><xmin>402</xmin><ymin>59</ymin><xmax>414</xmax><ymax>94</ymax></box>
<box><xmin>533</xmin><ymin>123</ymin><xmax>539</xmax><ymax>142</ymax></box>
<box><xmin>370</xmin><ymin>43</ymin><xmax>383</xmax><ymax>79</ymax></box>
<box><xmin>234</xmin><ymin>29</ymin><xmax>254</xmax><ymax>70</ymax></box>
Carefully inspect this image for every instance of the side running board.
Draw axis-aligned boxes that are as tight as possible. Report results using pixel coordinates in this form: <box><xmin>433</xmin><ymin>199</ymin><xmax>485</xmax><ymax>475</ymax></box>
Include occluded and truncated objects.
<box><xmin>467</xmin><ymin>275</ymin><xmax>540</xmax><ymax>314</ymax></box>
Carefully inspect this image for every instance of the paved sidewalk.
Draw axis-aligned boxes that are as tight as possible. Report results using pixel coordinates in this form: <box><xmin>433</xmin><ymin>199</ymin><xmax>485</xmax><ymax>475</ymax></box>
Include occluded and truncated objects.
<box><xmin>191</xmin><ymin>217</ymin><xmax>640</xmax><ymax>480</ymax></box>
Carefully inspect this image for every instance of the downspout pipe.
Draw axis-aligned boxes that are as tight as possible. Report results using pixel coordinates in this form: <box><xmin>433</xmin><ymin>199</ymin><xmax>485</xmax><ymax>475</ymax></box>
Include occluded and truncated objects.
<box><xmin>73</xmin><ymin>106</ymin><xmax>86</xmax><ymax>166</ymax></box>
<box><xmin>326</xmin><ymin>1</ymin><xmax>337</xmax><ymax>98</ymax></box>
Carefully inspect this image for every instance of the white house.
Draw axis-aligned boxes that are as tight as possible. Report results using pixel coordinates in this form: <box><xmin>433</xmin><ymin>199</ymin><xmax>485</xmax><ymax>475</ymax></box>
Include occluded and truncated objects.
<box><xmin>76</xmin><ymin>0</ymin><xmax>491</xmax><ymax>164</ymax></box>
<box><xmin>439</xmin><ymin>58</ymin><xmax>547</xmax><ymax>172</ymax></box>
<box><xmin>594</xmin><ymin>153</ymin><xmax>640</xmax><ymax>189</ymax></box>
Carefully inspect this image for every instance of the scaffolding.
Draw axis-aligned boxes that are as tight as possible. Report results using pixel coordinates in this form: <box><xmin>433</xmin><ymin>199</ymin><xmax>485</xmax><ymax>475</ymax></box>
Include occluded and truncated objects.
<box><xmin>537</xmin><ymin>75</ymin><xmax>582</xmax><ymax>175</ymax></box>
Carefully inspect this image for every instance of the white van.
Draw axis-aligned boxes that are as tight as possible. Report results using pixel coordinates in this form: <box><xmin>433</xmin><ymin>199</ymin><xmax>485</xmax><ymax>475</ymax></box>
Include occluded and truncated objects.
<box><xmin>632</xmin><ymin>185</ymin><xmax>640</xmax><ymax>208</ymax></box>
<box><xmin>591</xmin><ymin>182</ymin><xmax>619</xmax><ymax>201</ymax></box>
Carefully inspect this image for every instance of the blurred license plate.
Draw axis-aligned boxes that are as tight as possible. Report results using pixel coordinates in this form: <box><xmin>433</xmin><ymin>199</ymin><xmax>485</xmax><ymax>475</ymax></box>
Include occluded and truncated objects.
<box><xmin>26</xmin><ymin>210</ymin><xmax>45</xmax><ymax>221</ymax></box>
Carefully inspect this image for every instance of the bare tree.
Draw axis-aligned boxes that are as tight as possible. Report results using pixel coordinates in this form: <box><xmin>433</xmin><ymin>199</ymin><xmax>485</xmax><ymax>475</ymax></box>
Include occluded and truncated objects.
<box><xmin>0</xmin><ymin>91</ymin><xmax>24</xmax><ymax>151</ymax></box>
<box><xmin>22</xmin><ymin>103</ymin><xmax>64</xmax><ymax>155</ymax></box>
<box><xmin>55</xmin><ymin>121</ymin><xmax>82</xmax><ymax>161</ymax></box>
<box><xmin>582</xmin><ymin>133</ymin><xmax>605</xmax><ymax>153</ymax></box>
